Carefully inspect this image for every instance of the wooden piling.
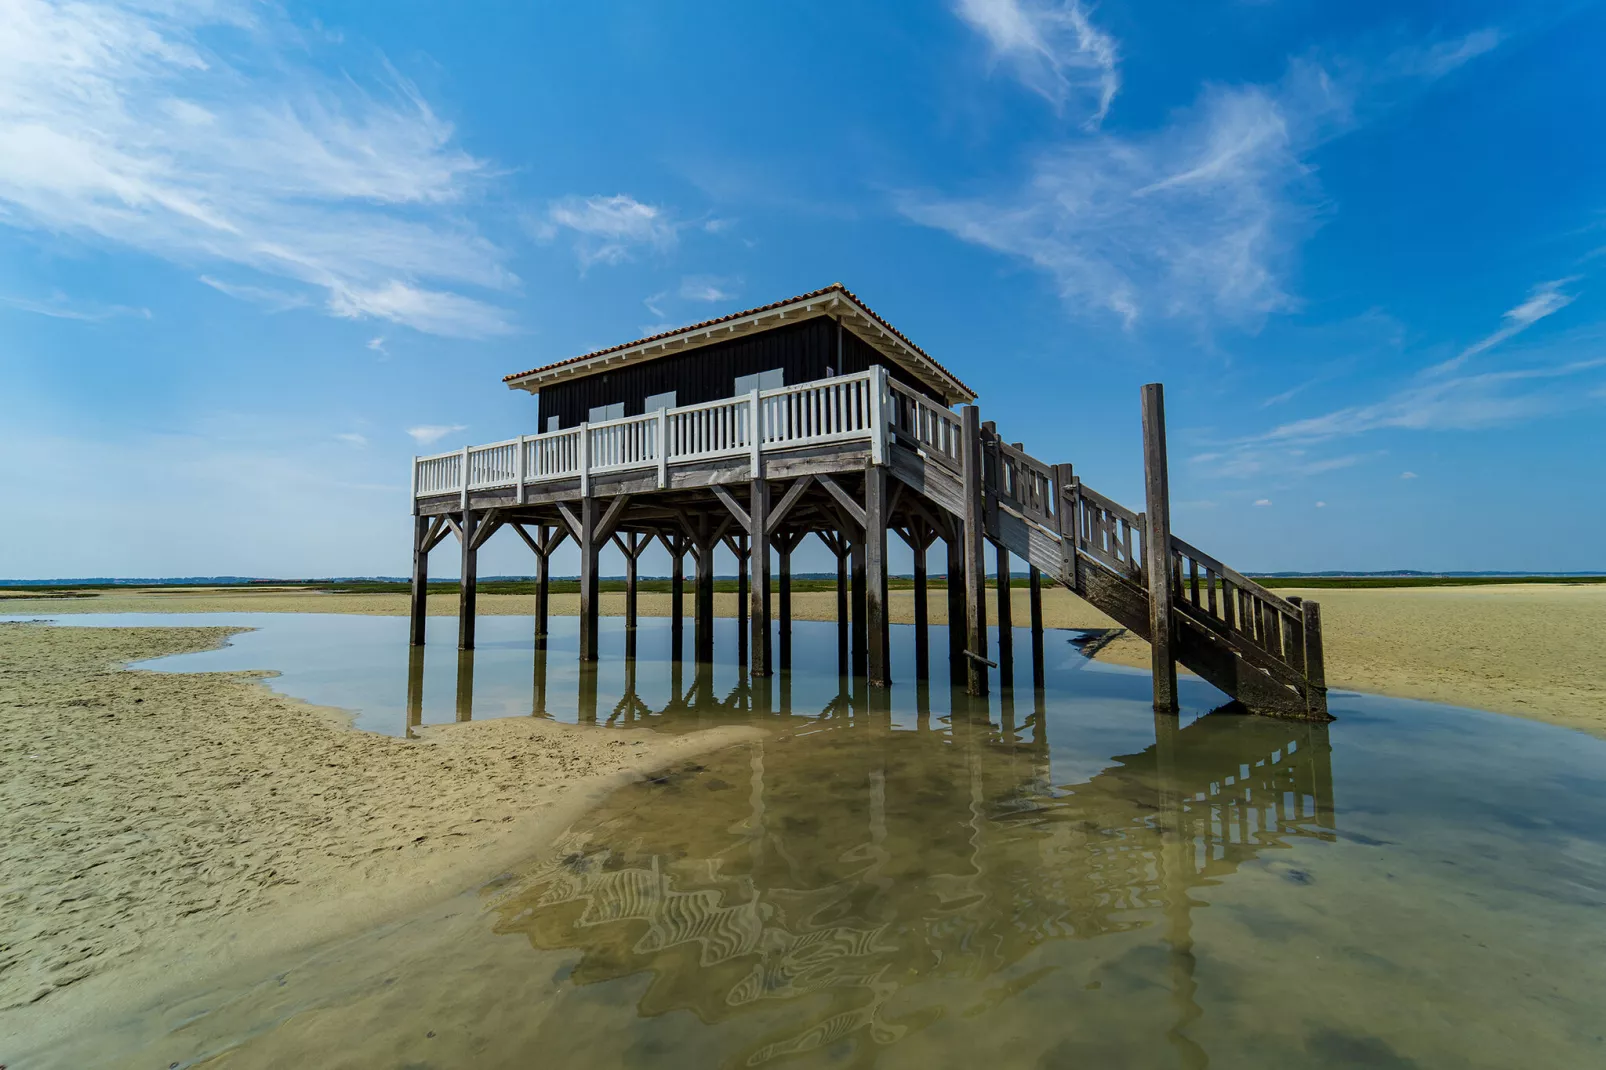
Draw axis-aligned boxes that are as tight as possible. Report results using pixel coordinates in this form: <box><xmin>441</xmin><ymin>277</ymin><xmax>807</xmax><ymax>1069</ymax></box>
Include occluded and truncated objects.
<box><xmin>996</xmin><ymin>543</ymin><xmax>1014</xmax><ymax>688</ymax></box>
<box><xmin>749</xmin><ymin>480</ymin><xmax>771</xmax><ymax>676</ymax></box>
<box><xmin>864</xmin><ymin>467</ymin><xmax>890</xmax><ymax>686</ymax></box>
<box><xmin>454</xmin><ymin>649</ymin><xmax>474</xmax><ymax>722</ymax></box>
<box><xmin>736</xmin><ymin>533</ymin><xmax>749</xmax><ymax>667</ymax></box>
<box><xmin>1302</xmin><ymin>600</ymin><xmax>1328</xmax><ymax>718</ymax></box>
<box><xmin>850</xmin><ymin>535</ymin><xmax>867</xmax><ymax>678</ymax></box>
<box><xmin>946</xmin><ymin>534</ymin><xmax>966</xmax><ymax>686</ymax></box>
<box><xmin>961</xmin><ymin>406</ymin><xmax>989</xmax><ymax>696</ymax></box>
<box><xmin>1141</xmin><ymin>383</ymin><xmax>1178</xmax><ymax>712</ymax></box>
<box><xmin>458</xmin><ymin>510</ymin><xmax>477</xmax><ymax>652</ymax></box>
<box><xmin>534</xmin><ymin>525</ymin><xmax>551</xmax><ymax>650</ymax></box>
<box><xmin>1029</xmin><ymin>564</ymin><xmax>1045</xmax><ymax>689</ymax></box>
<box><xmin>778</xmin><ymin>532</ymin><xmax>794</xmax><ymax>672</ymax></box>
<box><xmin>670</xmin><ymin>536</ymin><xmax>685</xmax><ymax>661</ymax></box>
<box><xmin>695</xmin><ymin>522</ymin><xmax>715</xmax><ymax>663</ymax></box>
<box><xmin>578</xmin><ymin>497</ymin><xmax>599</xmax><ymax>662</ymax></box>
<box><xmin>912</xmin><ymin>528</ymin><xmax>929</xmax><ymax>682</ymax></box>
<box><xmin>410</xmin><ymin>514</ymin><xmax>429</xmax><ymax>647</ymax></box>
<box><xmin>834</xmin><ymin>535</ymin><xmax>849</xmax><ymax>675</ymax></box>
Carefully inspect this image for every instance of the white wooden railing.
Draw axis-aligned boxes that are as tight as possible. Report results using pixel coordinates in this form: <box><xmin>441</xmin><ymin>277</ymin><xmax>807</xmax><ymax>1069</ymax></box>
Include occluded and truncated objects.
<box><xmin>413</xmin><ymin>368</ymin><xmax>907</xmax><ymax>502</ymax></box>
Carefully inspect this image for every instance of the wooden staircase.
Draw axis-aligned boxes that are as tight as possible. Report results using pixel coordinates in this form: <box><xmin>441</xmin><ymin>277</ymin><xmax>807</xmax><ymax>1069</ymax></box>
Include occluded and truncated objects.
<box><xmin>884</xmin><ymin>380</ymin><xmax>1330</xmax><ymax>721</ymax></box>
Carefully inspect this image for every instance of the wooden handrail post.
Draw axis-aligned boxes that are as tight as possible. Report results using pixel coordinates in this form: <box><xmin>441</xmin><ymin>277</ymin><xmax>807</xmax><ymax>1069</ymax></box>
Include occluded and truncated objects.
<box><xmin>1141</xmin><ymin>383</ymin><xmax>1178</xmax><ymax>712</ymax></box>
<box><xmin>749</xmin><ymin>387</ymin><xmax>762</xmax><ymax>476</ymax></box>
<box><xmin>749</xmin><ymin>478</ymin><xmax>771</xmax><ymax>676</ymax></box>
<box><xmin>869</xmin><ymin>365</ymin><xmax>888</xmax><ymax>465</ymax></box>
<box><xmin>961</xmin><ymin>404</ymin><xmax>989</xmax><ymax>696</ymax></box>
<box><xmin>459</xmin><ymin>445</ymin><xmax>469</xmax><ymax>510</ymax></box>
<box><xmin>579</xmin><ymin>421</ymin><xmax>591</xmax><ymax>498</ymax></box>
<box><xmin>656</xmin><ymin>407</ymin><xmax>668</xmax><ymax>488</ymax></box>
<box><xmin>515</xmin><ymin>435</ymin><xmax>526</xmax><ymax>505</ymax></box>
<box><xmin>458</xmin><ymin>509</ymin><xmax>477</xmax><ymax>651</ymax></box>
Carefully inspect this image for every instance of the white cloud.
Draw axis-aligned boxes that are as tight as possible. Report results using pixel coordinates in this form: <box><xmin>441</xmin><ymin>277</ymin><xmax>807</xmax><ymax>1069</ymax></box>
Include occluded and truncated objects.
<box><xmin>1315</xmin><ymin>501</ymin><xmax>1327</xmax><ymax>508</ymax></box>
<box><xmin>406</xmin><ymin>424</ymin><xmax>467</xmax><ymax>447</ymax></box>
<box><xmin>1</xmin><ymin>291</ymin><xmax>150</xmax><ymax>321</ymax></box>
<box><xmin>1399</xmin><ymin>470</ymin><xmax>1417</xmax><ymax>480</ymax></box>
<box><xmin>906</xmin><ymin>30</ymin><xmax>1499</xmax><ymax>329</ymax></box>
<box><xmin>1396</xmin><ymin>28</ymin><xmax>1503</xmax><ymax>79</ymax></box>
<box><xmin>1428</xmin><ymin>278</ymin><xmax>1578</xmax><ymax>374</ymax></box>
<box><xmin>955</xmin><ymin>0</ymin><xmax>1120</xmax><ymax>126</ymax></box>
<box><xmin>330</xmin><ymin>281</ymin><xmax>510</xmax><ymax>338</ymax></box>
<box><xmin>366</xmin><ymin>336</ymin><xmax>387</xmax><ymax>353</ymax></box>
<box><xmin>336</xmin><ymin>432</ymin><xmax>367</xmax><ymax>447</ymax></box>
<box><xmin>0</xmin><ymin>0</ymin><xmax>513</xmax><ymax>338</ymax></box>
<box><xmin>199</xmin><ymin>275</ymin><xmax>309</xmax><ymax>312</ymax></box>
<box><xmin>1254</xmin><ymin>498</ymin><xmax>1272</xmax><ymax>507</ymax></box>
<box><xmin>643</xmin><ymin>291</ymin><xmax>669</xmax><ymax>319</ymax></box>
<box><xmin>542</xmin><ymin>194</ymin><xmax>676</xmax><ymax>268</ymax></box>
<box><xmin>679</xmin><ymin>275</ymin><xmax>737</xmax><ymax>303</ymax></box>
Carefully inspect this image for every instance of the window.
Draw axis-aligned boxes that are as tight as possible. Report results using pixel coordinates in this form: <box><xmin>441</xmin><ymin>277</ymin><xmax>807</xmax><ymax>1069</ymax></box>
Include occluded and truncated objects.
<box><xmin>644</xmin><ymin>390</ymin><xmax>677</xmax><ymax>412</ymax></box>
<box><xmin>588</xmin><ymin>402</ymin><xmax>625</xmax><ymax>423</ymax></box>
<box><xmin>546</xmin><ymin>415</ymin><xmax>560</xmax><ymax>433</ymax></box>
<box><xmin>733</xmin><ymin>368</ymin><xmax>784</xmax><ymax>395</ymax></box>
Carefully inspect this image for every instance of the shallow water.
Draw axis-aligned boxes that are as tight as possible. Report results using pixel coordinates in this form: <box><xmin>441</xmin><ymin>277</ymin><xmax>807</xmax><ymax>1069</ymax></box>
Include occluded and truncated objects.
<box><xmin>10</xmin><ymin>612</ymin><xmax>1606</xmax><ymax>1068</ymax></box>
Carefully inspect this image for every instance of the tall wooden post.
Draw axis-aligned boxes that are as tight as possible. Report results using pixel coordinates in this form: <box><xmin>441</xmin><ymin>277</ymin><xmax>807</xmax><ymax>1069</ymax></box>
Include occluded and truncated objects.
<box><xmin>578</xmin><ymin>497</ymin><xmax>599</xmax><ymax>662</ymax></box>
<box><xmin>1142</xmin><ymin>383</ymin><xmax>1178</xmax><ymax>712</ymax></box>
<box><xmin>405</xmin><ymin>646</ymin><xmax>425</xmax><ymax>738</ymax></box>
<box><xmin>623</xmin><ymin>532</ymin><xmax>639</xmax><ymax>661</ymax></box>
<box><xmin>695</xmin><ymin>523</ymin><xmax>715</xmax><ymax>663</ymax></box>
<box><xmin>850</xmin><ymin>535</ymin><xmax>867</xmax><ymax>678</ymax></box>
<box><xmin>1029</xmin><ymin>564</ymin><xmax>1045</xmax><ymax>689</ymax></box>
<box><xmin>671</xmin><ymin>535</ymin><xmax>685</xmax><ymax>661</ymax></box>
<box><xmin>749</xmin><ymin>481</ymin><xmax>771</xmax><ymax>676</ymax></box>
<box><xmin>961</xmin><ymin>406</ymin><xmax>989</xmax><ymax>696</ymax></box>
<box><xmin>534</xmin><ymin>526</ymin><xmax>551</xmax><ymax>651</ymax></box>
<box><xmin>912</xmin><ymin>529</ymin><xmax>929</xmax><ymax>682</ymax></box>
<box><xmin>458</xmin><ymin>509</ymin><xmax>477</xmax><ymax>651</ymax></box>
<box><xmin>1302</xmin><ymin>600</ymin><xmax>1328</xmax><ymax>719</ymax></box>
<box><xmin>836</xmin><ymin>538</ymin><xmax>850</xmax><ymax>676</ymax></box>
<box><xmin>946</xmin><ymin>534</ymin><xmax>966</xmax><ymax>686</ymax></box>
<box><xmin>864</xmin><ymin>468</ymin><xmax>890</xmax><ymax>686</ymax></box>
<box><xmin>778</xmin><ymin>533</ymin><xmax>794</xmax><ymax>672</ymax></box>
<box><xmin>995</xmin><ymin>543</ymin><xmax>1014</xmax><ymax>689</ymax></box>
<box><xmin>410</xmin><ymin>514</ymin><xmax>429</xmax><ymax>647</ymax></box>
<box><xmin>736</xmin><ymin>533</ymin><xmax>749</xmax><ymax>667</ymax></box>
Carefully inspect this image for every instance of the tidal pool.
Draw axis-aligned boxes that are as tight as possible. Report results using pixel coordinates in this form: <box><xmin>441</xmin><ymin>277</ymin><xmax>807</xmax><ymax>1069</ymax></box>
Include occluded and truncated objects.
<box><xmin>10</xmin><ymin>612</ymin><xmax>1606</xmax><ymax>1068</ymax></box>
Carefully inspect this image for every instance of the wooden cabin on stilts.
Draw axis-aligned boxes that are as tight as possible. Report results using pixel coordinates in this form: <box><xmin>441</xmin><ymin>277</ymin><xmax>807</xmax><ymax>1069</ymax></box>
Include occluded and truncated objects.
<box><xmin>409</xmin><ymin>283</ymin><xmax>1330</xmax><ymax>721</ymax></box>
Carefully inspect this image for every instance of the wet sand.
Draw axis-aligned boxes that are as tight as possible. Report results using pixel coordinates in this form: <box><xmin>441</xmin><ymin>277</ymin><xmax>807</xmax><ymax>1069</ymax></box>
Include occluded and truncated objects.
<box><xmin>7</xmin><ymin>582</ymin><xmax>1605</xmax><ymax>738</ymax></box>
<box><xmin>0</xmin><ymin>623</ymin><xmax>759</xmax><ymax>1046</ymax></box>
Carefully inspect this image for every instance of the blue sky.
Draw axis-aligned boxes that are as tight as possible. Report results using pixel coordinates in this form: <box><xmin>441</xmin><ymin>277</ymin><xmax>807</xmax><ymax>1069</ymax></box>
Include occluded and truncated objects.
<box><xmin>2</xmin><ymin>0</ymin><xmax>1603</xmax><ymax>579</ymax></box>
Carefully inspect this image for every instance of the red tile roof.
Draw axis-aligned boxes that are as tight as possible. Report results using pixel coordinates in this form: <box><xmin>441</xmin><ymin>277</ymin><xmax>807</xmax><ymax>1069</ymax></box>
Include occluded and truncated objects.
<box><xmin>502</xmin><ymin>282</ymin><xmax>974</xmax><ymax>400</ymax></box>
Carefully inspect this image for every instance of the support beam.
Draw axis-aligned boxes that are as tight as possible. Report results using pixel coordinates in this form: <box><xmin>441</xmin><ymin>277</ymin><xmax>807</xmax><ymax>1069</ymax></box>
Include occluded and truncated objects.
<box><xmin>766</xmin><ymin>475</ymin><xmax>814</xmax><ymax>534</ymax></box>
<box><xmin>458</xmin><ymin>510</ymin><xmax>478</xmax><ymax>651</ymax></box>
<box><xmin>961</xmin><ymin>406</ymin><xmax>989</xmax><ymax>695</ymax></box>
<box><xmin>735</xmin><ymin>533</ymin><xmax>749</xmax><ymax>666</ymax></box>
<box><xmin>578</xmin><ymin>496</ymin><xmax>599</xmax><ymax>662</ymax></box>
<box><xmin>816</xmin><ymin>473</ymin><xmax>867</xmax><ymax>529</ymax></box>
<box><xmin>864</xmin><ymin>467</ymin><xmax>890</xmax><ymax>687</ymax></box>
<box><xmin>823</xmin><ymin>532</ymin><xmax>848</xmax><ymax>676</ymax></box>
<box><xmin>850</xmin><ymin>533</ymin><xmax>867</xmax><ymax>679</ymax></box>
<box><xmin>749</xmin><ymin>480</ymin><xmax>772</xmax><ymax>676</ymax></box>
<box><xmin>1142</xmin><ymin>383</ymin><xmax>1178</xmax><ymax>713</ymax></box>
<box><xmin>910</xmin><ymin>525</ymin><xmax>929</xmax><ymax>682</ymax></box>
<box><xmin>410</xmin><ymin>514</ymin><xmax>430</xmax><ymax>647</ymax></box>
<box><xmin>694</xmin><ymin>519</ymin><xmax>715</xmax><ymax>663</ymax></box>
<box><xmin>535</xmin><ymin>525</ymin><xmax>551</xmax><ymax>650</ymax></box>
<box><xmin>777</xmin><ymin>532</ymin><xmax>796</xmax><ymax>672</ymax></box>
<box><xmin>946</xmin><ymin>534</ymin><xmax>966</xmax><ymax>686</ymax></box>
<box><xmin>996</xmin><ymin>543</ymin><xmax>1014</xmax><ymax>689</ymax></box>
<box><xmin>1029</xmin><ymin>564</ymin><xmax>1046</xmax><ymax>689</ymax></box>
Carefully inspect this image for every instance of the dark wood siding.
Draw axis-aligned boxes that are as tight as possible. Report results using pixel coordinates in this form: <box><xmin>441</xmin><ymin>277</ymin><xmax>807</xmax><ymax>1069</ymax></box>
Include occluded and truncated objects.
<box><xmin>535</xmin><ymin>316</ymin><xmax>945</xmax><ymax>429</ymax></box>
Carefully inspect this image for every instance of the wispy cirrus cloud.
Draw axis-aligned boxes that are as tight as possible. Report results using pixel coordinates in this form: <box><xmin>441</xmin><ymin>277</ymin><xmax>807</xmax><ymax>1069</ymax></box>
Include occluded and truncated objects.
<box><xmin>406</xmin><ymin>424</ymin><xmax>467</xmax><ymax>447</ymax></box>
<box><xmin>1427</xmin><ymin>278</ymin><xmax>1578</xmax><ymax>375</ymax></box>
<box><xmin>908</xmin><ymin>28</ymin><xmax>1500</xmax><ymax>330</ymax></box>
<box><xmin>955</xmin><ymin>0</ymin><xmax>1120</xmax><ymax>126</ymax></box>
<box><xmin>1</xmin><ymin>291</ymin><xmax>150</xmax><ymax>321</ymax></box>
<box><xmin>0</xmin><ymin>0</ymin><xmax>514</xmax><ymax>338</ymax></box>
<box><xmin>679</xmin><ymin>275</ymin><xmax>738</xmax><ymax>303</ymax></box>
<box><xmin>537</xmin><ymin>194</ymin><xmax>677</xmax><ymax>269</ymax></box>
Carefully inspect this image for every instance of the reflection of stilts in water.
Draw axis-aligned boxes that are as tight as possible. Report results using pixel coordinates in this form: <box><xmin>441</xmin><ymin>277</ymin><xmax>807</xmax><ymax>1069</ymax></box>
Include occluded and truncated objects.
<box><xmin>454</xmin><ymin>649</ymin><xmax>474</xmax><ymax>723</ymax></box>
<box><xmin>609</xmin><ymin>647</ymin><xmax>651</xmax><ymax>726</ymax></box>
<box><xmin>577</xmin><ymin>661</ymin><xmax>598</xmax><ymax>724</ymax></box>
<box><xmin>1154</xmin><ymin>712</ymin><xmax>1208</xmax><ymax>1070</ymax></box>
<box><xmin>531</xmin><ymin>644</ymin><xmax>550</xmax><ymax>719</ymax></box>
<box><xmin>405</xmin><ymin>646</ymin><xmax>425</xmax><ymax>739</ymax></box>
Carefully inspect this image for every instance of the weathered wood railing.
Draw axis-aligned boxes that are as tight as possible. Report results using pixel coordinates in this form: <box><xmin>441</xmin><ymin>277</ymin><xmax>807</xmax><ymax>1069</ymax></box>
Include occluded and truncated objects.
<box><xmin>1169</xmin><ymin>536</ymin><xmax>1316</xmax><ymax>687</ymax></box>
<box><xmin>414</xmin><ymin>369</ymin><xmax>887</xmax><ymax>500</ymax></box>
<box><xmin>888</xmin><ymin>378</ymin><xmax>963</xmax><ymax>470</ymax></box>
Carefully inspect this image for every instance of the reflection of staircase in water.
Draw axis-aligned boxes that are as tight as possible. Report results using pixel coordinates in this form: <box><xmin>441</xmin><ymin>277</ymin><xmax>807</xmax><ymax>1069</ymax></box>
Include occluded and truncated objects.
<box><xmin>489</xmin><ymin>707</ymin><xmax>1336</xmax><ymax>1066</ymax></box>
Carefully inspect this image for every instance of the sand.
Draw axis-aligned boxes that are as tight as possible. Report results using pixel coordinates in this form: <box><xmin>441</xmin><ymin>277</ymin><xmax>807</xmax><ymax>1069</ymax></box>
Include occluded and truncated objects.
<box><xmin>0</xmin><ymin>622</ymin><xmax>759</xmax><ymax>1045</ymax></box>
<box><xmin>7</xmin><ymin>582</ymin><xmax>1605</xmax><ymax>737</ymax></box>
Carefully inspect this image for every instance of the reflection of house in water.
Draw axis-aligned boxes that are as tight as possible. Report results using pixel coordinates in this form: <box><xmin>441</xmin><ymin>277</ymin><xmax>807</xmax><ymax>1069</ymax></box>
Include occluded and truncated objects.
<box><xmin>485</xmin><ymin>684</ymin><xmax>1336</xmax><ymax>1066</ymax></box>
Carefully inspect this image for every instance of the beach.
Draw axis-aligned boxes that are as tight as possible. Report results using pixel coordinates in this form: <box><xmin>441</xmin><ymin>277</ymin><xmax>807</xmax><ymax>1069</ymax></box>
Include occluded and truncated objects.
<box><xmin>6</xmin><ymin>581</ymin><xmax>1604</xmax><ymax>737</ymax></box>
<box><xmin>0</xmin><ymin>622</ymin><xmax>759</xmax><ymax>1048</ymax></box>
